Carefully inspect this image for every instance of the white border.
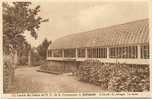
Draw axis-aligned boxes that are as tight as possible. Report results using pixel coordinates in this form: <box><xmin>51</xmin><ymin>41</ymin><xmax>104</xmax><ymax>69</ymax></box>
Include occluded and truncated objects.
<box><xmin>0</xmin><ymin>0</ymin><xmax>151</xmax><ymax>98</ymax></box>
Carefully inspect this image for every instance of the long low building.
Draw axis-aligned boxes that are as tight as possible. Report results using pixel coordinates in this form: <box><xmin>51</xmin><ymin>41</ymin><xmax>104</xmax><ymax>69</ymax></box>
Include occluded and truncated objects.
<box><xmin>47</xmin><ymin>19</ymin><xmax>149</xmax><ymax>65</ymax></box>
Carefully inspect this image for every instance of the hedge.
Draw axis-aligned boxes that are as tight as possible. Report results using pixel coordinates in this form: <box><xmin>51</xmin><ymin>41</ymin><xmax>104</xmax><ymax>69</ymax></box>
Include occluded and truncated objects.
<box><xmin>77</xmin><ymin>60</ymin><xmax>149</xmax><ymax>92</ymax></box>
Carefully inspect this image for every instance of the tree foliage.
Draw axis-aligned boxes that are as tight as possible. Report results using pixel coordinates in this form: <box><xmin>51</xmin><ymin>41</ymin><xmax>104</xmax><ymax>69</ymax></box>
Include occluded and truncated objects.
<box><xmin>3</xmin><ymin>2</ymin><xmax>48</xmax><ymax>92</ymax></box>
<box><xmin>3</xmin><ymin>2</ymin><xmax>48</xmax><ymax>54</ymax></box>
<box><xmin>37</xmin><ymin>38</ymin><xmax>51</xmax><ymax>60</ymax></box>
<box><xmin>17</xmin><ymin>42</ymin><xmax>31</xmax><ymax>65</ymax></box>
<box><xmin>30</xmin><ymin>48</ymin><xmax>42</xmax><ymax>66</ymax></box>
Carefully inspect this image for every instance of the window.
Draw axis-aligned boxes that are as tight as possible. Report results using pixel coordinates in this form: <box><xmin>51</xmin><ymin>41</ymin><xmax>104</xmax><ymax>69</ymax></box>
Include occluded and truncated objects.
<box><xmin>141</xmin><ymin>45</ymin><xmax>149</xmax><ymax>59</ymax></box>
<box><xmin>78</xmin><ymin>48</ymin><xmax>85</xmax><ymax>58</ymax></box>
<box><xmin>98</xmin><ymin>48</ymin><xmax>107</xmax><ymax>58</ymax></box>
<box><xmin>93</xmin><ymin>48</ymin><xmax>97</xmax><ymax>58</ymax></box>
<box><xmin>87</xmin><ymin>48</ymin><xmax>93</xmax><ymax>58</ymax></box>
<box><xmin>53</xmin><ymin>49</ymin><xmax>62</xmax><ymax>57</ymax></box>
<box><xmin>87</xmin><ymin>48</ymin><xmax>107</xmax><ymax>58</ymax></box>
<box><xmin>64</xmin><ymin>49</ymin><xmax>76</xmax><ymax>58</ymax></box>
<box><xmin>110</xmin><ymin>48</ymin><xmax>115</xmax><ymax>58</ymax></box>
<box><xmin>131</xmin><ymin>46</ymin><xmax>138</xmax><ymax>58</ymax></box>
<box><xmin>109</xmin><ymin>46</ymin><xmax>138</xmax><ymax>58</ymax></box>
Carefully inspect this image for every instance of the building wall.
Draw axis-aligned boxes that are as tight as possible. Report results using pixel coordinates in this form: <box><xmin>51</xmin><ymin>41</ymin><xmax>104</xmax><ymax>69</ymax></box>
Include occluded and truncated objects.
<box><xmin>46</xmin><ymin>60</ymin><xmax>80</xmax><ymax>73</ymax></box>
<box><xmin>47</xmin><ymin>44</ymin><xmax>149</xmax><ymax>65</ymax></box>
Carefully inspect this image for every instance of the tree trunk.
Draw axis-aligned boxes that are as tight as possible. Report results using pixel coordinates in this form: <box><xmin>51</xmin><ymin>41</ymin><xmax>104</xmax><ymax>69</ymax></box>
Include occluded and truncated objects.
<box><xmin>11</xmin><ymin>49</ymin><xmax>16</xmax><ymax>81</ymax></box>
<box><xmin>14</xmin><ymin>50</ymin><xmax>18</xmax><ymax>66</ymax></box>
<box><xmin>28</xmin><ymin>50</ymin><xmax>31</xmax><ymax>66</ymax></box>
<box><xmin>3</xmin><ymin>49</ymin><xmax>16</xmax><ymax>92</ymax></box>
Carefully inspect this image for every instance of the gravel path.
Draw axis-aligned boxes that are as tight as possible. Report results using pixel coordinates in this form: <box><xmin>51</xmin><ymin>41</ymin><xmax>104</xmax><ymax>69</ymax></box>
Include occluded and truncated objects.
<box><xmin>14</xmin><ymin>66</ymin><xmax>103</xmax><ymax>93</ymax></box>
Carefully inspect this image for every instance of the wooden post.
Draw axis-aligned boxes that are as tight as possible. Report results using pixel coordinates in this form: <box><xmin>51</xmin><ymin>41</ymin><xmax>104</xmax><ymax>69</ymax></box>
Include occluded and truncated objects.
<box><xmin>47</xmin><ymin>50</ymin><xmax>49</xmax><ymax>57</ymax></box>
<box><xmin>76</xmin><ymin>48</ymin><xmax>78</xmax><ymax>59</ymax></box>
<box><xmin>28</xmin><ymin>50</ymin><xmax>31</xmax><ymax>66</ymax></box>
<box><xmin>138</xmin><ymin>45</ymin><xmax>141</xmax><ymax>59</ymax></box>
<box><xmin>14</xmin><ymin>50</ymin><xmax>18</xmax><ymax>66</ymax></box>
<box><xmin>85</xmin><ymin>48</ymin><xmax>88</xmax><ymax>59</ymax></box>
<box><xmin>62</xmin><ymin>49</ymin><xmax>64</xmax><ymax>58</ymax></box>
<box><xmin>107</xmin><ymin>47</ymin><xmax>109</xmax><ymax>59</ymax></box>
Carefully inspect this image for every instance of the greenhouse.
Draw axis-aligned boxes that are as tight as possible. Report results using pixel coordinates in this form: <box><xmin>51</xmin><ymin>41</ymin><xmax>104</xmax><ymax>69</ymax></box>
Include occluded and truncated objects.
<box><xmin>47</xmin><ymin>19</ymin><xmax>149</xmax><ymax>65</ymax></box>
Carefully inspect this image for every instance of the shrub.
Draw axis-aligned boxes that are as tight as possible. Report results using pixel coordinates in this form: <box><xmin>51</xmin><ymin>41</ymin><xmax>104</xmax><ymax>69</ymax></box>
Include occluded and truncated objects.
<box><xmin>77</xmin><ymin>59</ymin><xmax>150</xmax><ymax>92</ymax></box>
<box><xmin>3</xmin><ymin>55</ymin><xmax>15</xmax><ymax>93</ymax></box>
<box><xmin>108</xmin><ymin>65</ymin><xmax>149</xmax><ymax>92</ymax></box>
<box><xmin>77</xmin><ymin>60</ymin><xmax>112</xmax><ymax>89</ymax></box>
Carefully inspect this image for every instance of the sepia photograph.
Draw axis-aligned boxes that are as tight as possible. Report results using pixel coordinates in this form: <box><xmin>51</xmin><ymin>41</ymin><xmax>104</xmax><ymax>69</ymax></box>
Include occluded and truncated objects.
<box><xmin>1</xmin><ymin>0</ymin><xmax>151</xmax><ymax>98</ymax></box>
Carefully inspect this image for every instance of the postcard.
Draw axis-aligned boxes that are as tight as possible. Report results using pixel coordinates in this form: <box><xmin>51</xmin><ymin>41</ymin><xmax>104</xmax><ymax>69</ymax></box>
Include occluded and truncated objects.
<box><xmin>1</xmin><ymin>0</ymin><xmax>151</xmax><ymax>98</ymax></box>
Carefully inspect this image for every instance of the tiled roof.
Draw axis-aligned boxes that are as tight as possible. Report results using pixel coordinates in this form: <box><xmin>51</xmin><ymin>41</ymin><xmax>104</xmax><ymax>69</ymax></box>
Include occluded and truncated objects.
<box><xmin>49</xmin><ymin>19</ymin><xmax>149</xmax><ymax>49</ymax></box>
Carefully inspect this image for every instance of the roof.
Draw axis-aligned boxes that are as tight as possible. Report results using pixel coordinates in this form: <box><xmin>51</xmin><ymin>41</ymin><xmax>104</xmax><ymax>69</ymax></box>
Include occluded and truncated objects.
<box><xmin>49</xmin><ymin>19</ymin><xmax>149</xmax><ymax>49</ymax></box>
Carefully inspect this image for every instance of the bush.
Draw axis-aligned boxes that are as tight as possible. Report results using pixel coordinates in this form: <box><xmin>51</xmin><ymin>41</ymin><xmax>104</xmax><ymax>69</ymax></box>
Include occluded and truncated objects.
<box><xmin>3</xmin><ymin>55</ymin><xmax>15</xmax><ymax>93</ymax></box>
<box><xmin>77</xmin><ymin>60</ymin><xmax>112</xmax><ymax>89</ymax></box>
<box><xmin>77</xmin><ymin>59</ymin><xmax>150</xmax><ymax>92</ymax></box>
<box><xmin>77</xmin><ymin>60</ymin><xmax>100</xmax><ymax>82</ymax></box>
<box><xmin>108</xmin><ymin>65</ymin><xmax>150</xmax><ymax>92</ymax></box>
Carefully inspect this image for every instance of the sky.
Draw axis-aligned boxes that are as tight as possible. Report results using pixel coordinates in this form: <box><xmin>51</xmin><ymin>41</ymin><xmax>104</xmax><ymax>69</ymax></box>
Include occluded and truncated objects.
<box><xmin>23</xmin><ymin>1</ymin><xmax>148</xmax><ymax>47</ymax></box>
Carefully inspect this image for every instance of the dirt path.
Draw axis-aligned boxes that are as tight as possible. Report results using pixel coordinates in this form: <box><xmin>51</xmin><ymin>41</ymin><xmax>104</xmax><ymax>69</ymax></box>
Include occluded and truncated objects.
<box><xmin>14</xmin><ymin>66</ymin><xmax>103</xmax><ymax>93</ymax></box>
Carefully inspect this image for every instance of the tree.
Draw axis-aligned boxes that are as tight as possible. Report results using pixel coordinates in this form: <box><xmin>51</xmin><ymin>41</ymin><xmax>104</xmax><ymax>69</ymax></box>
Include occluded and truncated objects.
<box><xmin>30</xmin><ymin>48</ymin><xmax>42</xmax><ymax>66</ymax></box>
<box><xmin>3</xmin><ymin>2</ymin><xmax>48</xmax><ymax>91</ymax></box>
<box><xmin>17</xmin><ymin>42</ymin><xmax>31</xmax><ymax>65</ymax></box>
<box><xmin>37</xmin><ymin>38</ymin><xmax>51</xmax><ymax>60</ymax></box>
<box><xmin>3</xmin><ymin>2</ymin><xmax>48</xmax><ymax>62</ymax></box>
